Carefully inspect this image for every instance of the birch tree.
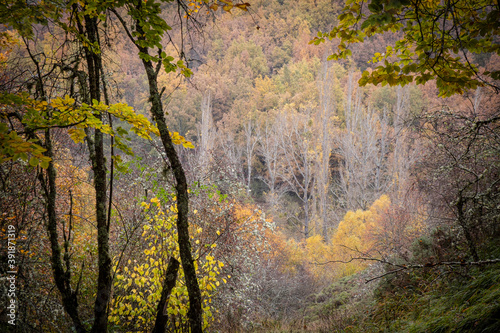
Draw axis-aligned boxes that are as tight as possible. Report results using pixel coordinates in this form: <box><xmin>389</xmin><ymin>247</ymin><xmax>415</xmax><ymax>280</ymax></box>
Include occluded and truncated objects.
<box><xmin>259</xmin><ymin>115</ymin><xmax>288</xmax><ymax>211</ymax></box>
<box><xmin>315</xmin><ymin>61</ymin><xmax>336</xmax><ymax>239</ymax></box>
<box><xmin>243</xmin><ymin>115</ymin><xmax>260</xmax><ymax>194</ymax></box>
<box><xmin>338</xmin><ymin>74</ymin><xmax>391</xmax><ymax>211</ymax></box>
<box><xmin>279</xmin><ymin>107</ymin><xmax>316</xmax><ymax>237</ymax></box>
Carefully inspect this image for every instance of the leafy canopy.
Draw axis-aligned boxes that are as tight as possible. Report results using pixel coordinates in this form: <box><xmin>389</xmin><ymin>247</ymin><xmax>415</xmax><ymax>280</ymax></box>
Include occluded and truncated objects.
<box><xmin>312</xmin><ymin>0</ymin><xmax>500</xmax><ymax>97</ymax></box>
<box><xmin>0</xmin><ymin>92</ymin><xmax>193</xmax><ymax>169</ymax></box>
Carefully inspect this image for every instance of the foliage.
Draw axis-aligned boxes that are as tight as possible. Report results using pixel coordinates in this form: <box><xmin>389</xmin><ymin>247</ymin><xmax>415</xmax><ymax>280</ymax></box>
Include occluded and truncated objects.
<box><xmin>313</xmin><ymin>0</ymin><xmax>500</xmax><ymax>96</ymax></box>
<box><xmin>329</xmin><ymin>195</ymin><xmax>391</xmax><ymax>276</ymax></box>
<box><xmin>110</xmin><ymin>181</ymin><xmax>276</xmax><ymax>331</ymax></box>
<box><xmin>0</xmin><ymin>94</ymin><xmax>51</xmax><ymax>167</ymax></box>
<box><xmin>0</xmin><ymin>147</ymin><xmax>98</xmax><ymax>331</ymax></box>
<box><xmin>0</xmin><ymin>92</ymin><xmax>193</xmax><ymax>169</ymax></box>
<box><xmin>371</xmin><ymin>262</ymin><xmax>500</xmax><ymax>332</ymax></box>
<box><xmin>110</xmin><ymin>196</ymin><xmax>227</xmax><ymax>331</ymax></box>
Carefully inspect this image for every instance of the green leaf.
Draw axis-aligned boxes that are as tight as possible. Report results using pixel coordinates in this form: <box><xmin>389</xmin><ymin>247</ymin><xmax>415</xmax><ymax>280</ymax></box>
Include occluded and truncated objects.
<box><xmin>28</xmin><ymin>156</ymin><xmax>39</xmax><ymax>167</ymax></box>
<box><xmin>368</xmin><ymin>3</ymin><xmax>383</xmax><ymax>13</ymax></box>
<box><xmin>40</xmin><ymin>159</ymin><xmax>50</xmax><ymax>169</ymax></box>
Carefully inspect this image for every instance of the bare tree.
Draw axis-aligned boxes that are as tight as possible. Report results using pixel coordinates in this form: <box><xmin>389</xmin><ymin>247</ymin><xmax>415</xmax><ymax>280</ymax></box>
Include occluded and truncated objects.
<box><xmin>315</xmin><ymin>61</ymin><xmax>335</xmax><ymax>240</ymax></box>
<box><xmin>390</xmin><ymin>86</ymin><xmax>417</xmax><ymax>201</ymax></box>
<box><xmin>197</xmin><ymin>91</ymin><xmax>216</xmax><ymax>181</ymax></box>
<box><xmin>337</xmin><ymin>74</ymin><xmax>392</xmax><ymax>211</ymax></box>
<box><xmin>258</xmin><ymin>114</ymin><xmax>289</xmax><ymax>212</ymax></box>
<box><xmin>216</xmin><ymin>116</ymin><xmax>244</xmax><ymax>182</ymax></box>
<box><xmin>243</xmin><ymin>115</ymin><xmax>260</xmax><ymax>194</ymax></box>
<box><xmin>279</xmin><ymin>107</ymin><xmax>316</xmax><ymax>237</ymax></box>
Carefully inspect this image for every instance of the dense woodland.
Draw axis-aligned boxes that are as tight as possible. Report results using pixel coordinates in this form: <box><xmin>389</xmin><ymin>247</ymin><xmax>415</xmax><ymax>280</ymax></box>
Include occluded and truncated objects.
<box><xmin>1</xmin><ymin>0</ymin><xmax>500</xmax><ymax>332</ymax></box>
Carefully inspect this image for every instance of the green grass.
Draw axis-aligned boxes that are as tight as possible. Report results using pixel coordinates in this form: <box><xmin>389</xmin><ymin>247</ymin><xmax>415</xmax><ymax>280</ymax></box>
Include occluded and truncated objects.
<box><xmin>301</xmin><ymin>262</ymin><xmax>500</xmax><ymax>333</ymax></box>
<box><xmin>378</xmin><ymin>264</ymin><xmax>500</xmax><ymax>333</ymax></box>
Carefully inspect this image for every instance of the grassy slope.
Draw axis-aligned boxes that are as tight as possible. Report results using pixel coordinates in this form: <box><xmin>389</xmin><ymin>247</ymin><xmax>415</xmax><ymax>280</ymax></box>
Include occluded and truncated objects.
<box><xmin>301</xmin><ymin>263</ymin><xmax>500</xmax><ymax>333</ymax></box>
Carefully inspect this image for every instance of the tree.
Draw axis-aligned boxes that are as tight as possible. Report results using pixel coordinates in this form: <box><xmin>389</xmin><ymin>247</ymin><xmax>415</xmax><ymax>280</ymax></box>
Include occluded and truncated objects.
<box><xmin>2</xmin><ymin>1</ymin><xmax>253</xmax><ymax>331</ymax></box>
<box><xmin>258</xmin><ymin>113</ymin><xmax>288</xmax><ymax>211</ymax></box>
<box><xmin>313</xmin><ymin>0</ymin><xmax>500</xmax><ymax>97</ymax></box>
<box><xmin>243</xmin><ymin>115</ymin><xmax>259</xmax><ymax>194</ymax></box>
<box><xmin>197</xmin><ymin>91</ymin><xmax>216</xmax><ymax>181</ymax></box>
<box><xmin>337</xmin><ymin>74</ymin><xmax>392</xmax><ymax>211</ymax></box>
<box><xmin>315</xmin><ymin>61</ymin><xmax>337</xmax><ymax>240</ymax></box>
<box><xmin>389</xmin><ymin>85</ymin><xmax>417</xmax><ymax>200</ymax></box>
<box><xmin>415</xmin><ymin>89</ymin><xmax>500</xmax><ymax>262</ymax></box>
<box><xmin>0</xmin><ymin>20</ymin><xmax>158</xmax><ymax>333</ymax></box>
<box><xmin>111</xmin><ymin>1</ymin><xmax>205</xmax><ymax>330</ymax></box>
<box><xmin>278</xmin><ymin>106</ymin><xmax>316</xmax><ymax>237</ymax></box>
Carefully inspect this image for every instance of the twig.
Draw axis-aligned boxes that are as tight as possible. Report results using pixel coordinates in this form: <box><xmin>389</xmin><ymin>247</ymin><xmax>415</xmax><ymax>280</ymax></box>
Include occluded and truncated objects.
<box><xmin>313</xmin><ymin>254</ymin><xmax>500</xmax><ymax>283</ymax></box>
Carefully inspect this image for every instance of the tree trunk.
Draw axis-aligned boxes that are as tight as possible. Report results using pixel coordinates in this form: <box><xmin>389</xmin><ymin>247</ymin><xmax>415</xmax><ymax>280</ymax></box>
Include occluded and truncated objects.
<box><xmin>39</xmin><ymin>128</ymin><xmax>86</xmax><ymax>333</ymax></box>
<box><xmin>75</xmin><ymin>10</ymin><xmax>113</xmax><ymax>332</ymax></box>
<box><xmin>142</xmin><ymin>59</ymin><xmax>203</xmax><ymax>332</ymax></box>
<box><xmin>114</xmin><ymin>4</ymin><xmax>204</xmax><ymax>329</ymax></box>
<box><xmin>152</xmin><ymin>257</ymin><xmax>180</xmax><ymax>333</ymax></box>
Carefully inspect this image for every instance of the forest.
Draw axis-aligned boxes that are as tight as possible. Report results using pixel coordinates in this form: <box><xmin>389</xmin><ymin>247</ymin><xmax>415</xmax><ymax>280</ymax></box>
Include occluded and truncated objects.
<box><xmin>0</xmin><ymin>0</ymin><xmax>499</xmax><ymax>332</ymax></box>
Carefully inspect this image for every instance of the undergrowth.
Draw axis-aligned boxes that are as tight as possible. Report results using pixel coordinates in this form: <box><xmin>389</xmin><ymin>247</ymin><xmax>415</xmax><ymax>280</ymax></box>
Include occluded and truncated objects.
<box><xmin>260</xmin><ymin>262</ymin><xmax>500</xmax><ymax>333</ymax></box>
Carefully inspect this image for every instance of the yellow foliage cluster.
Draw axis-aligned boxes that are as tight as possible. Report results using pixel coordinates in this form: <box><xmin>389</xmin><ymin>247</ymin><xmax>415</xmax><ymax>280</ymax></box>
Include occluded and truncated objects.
<box><xmin>329</xmin><ymin>195</ymin><xmax>391</xmax><ymax>277</ymax></box>
<box><xmin>110</xmin><ymin>197</ymin><xmax>229</xmax><ymax>331</ymax></box>
<box><xmin>266</xmin><ymin>195</ymin><xmax>397</xmax><ymax>282</ymax></box>
<box><xmin>1</xmin><ymin>92</ymin><xmax>194</xmax><ymax>170</ymax></box>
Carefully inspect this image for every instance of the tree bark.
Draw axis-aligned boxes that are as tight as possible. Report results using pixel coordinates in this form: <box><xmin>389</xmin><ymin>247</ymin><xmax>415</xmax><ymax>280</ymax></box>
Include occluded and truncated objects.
<box><xmin>135</xmin><ymin>32</ymin><xmax>204</xmax><ymax>333</ymax></box>
<box><xmin>39</xmin><ymin>128</ymin><xmax>86</xmax><ymax>333</ymax></box>
<box><xmin>152</xmin><ymin>257</ymin><xmax>180</xmax><ymax>333</ymax></box>
<box><xmin>142</xmin><ymin>59</ymin><xmax>203</xmax><ymax>332</ymax></box>
<box><xmin>75</xmin><ymin>9</ymin><xmax>113</xmax><ymax>332</ymax></box>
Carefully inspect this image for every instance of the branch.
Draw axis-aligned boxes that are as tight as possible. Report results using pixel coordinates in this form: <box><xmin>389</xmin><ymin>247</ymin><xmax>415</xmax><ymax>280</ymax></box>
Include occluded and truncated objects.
<box><xmin>313</xmin><ymin>256</ymin><xmax>500</xmax><ymax>283</ymax></box>
<box><xmin>19</xmin><ymin>116</ymin><xmax>89</xmax><ymax>134</ymax></box>
<box><xmin>109</xmin><ymin>8</ymin><xmax>138</xmax><ymax>49</ymax></box>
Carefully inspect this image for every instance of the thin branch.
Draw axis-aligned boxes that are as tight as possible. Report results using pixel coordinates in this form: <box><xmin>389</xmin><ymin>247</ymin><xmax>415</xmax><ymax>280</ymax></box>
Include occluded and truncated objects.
<box><xmin>313</xmin><ymin>256</ymin><xmax>500</xmax><ymax>283</ymax></box>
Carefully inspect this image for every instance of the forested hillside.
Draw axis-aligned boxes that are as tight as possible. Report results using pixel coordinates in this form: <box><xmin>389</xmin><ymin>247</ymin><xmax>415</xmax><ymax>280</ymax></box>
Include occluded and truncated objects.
<box><xmin>1</xmin><ymin>0</ymin><xmax>499</xmax><ymax>332</ymax></box>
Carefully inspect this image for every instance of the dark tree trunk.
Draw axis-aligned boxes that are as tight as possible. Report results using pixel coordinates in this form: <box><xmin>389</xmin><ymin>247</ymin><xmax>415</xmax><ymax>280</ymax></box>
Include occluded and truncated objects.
<box><xmin>112</xmin><ymin>4</ymin><xmax>204</xmax><ymax>330</ymax></box>
<box><xmin>39</xmin><ymin>128</ymin><xmax>86</xmax><ymax>333</ymax></box>
<box><xmin>152</xmin><ymin>257</ymin><xmax>180</xmax><ymax>333</ymax></box>
<box><xmin>141</xmin><ymin>57</ymin><xmax>204</xmax><ymax>333</ymax></box>
<box><xmin>75</xmin><ymin>9</ymin><xmax>113</xmax><ymax>332</ymax></box>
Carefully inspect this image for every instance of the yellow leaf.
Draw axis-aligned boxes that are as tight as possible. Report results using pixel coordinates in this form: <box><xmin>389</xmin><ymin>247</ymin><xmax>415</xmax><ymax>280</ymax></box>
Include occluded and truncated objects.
<box><xmin>182</xmin><ymin>141</ymin><xmax>195</xmax><ymax>149</ymax></box>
